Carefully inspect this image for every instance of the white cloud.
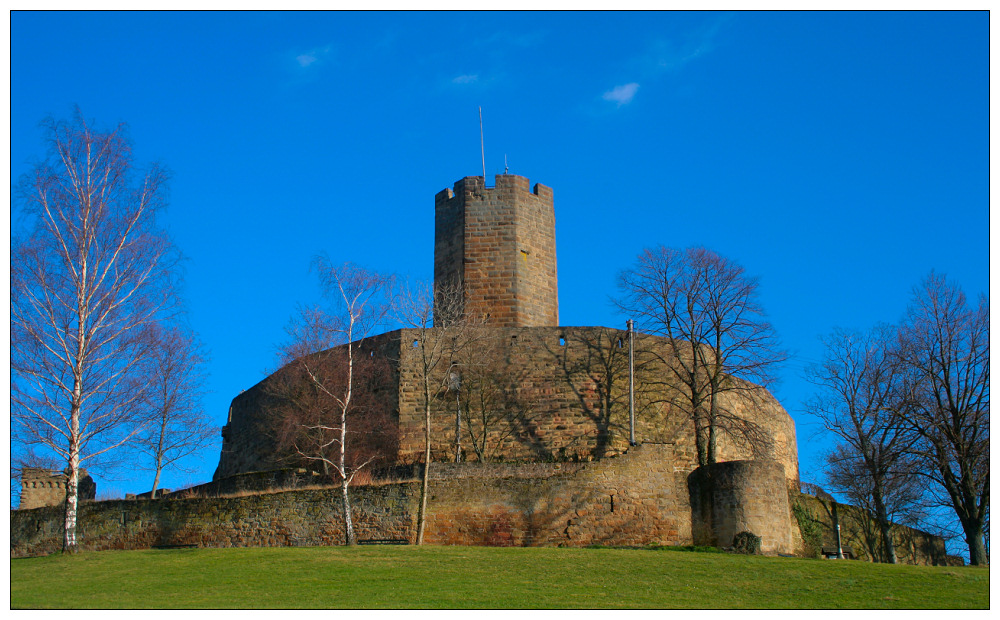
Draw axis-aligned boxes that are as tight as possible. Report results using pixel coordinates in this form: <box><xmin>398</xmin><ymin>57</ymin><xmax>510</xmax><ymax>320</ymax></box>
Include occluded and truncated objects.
<box><xmin>294</xmin><ymin>46</ymin><xmax>331</xmax><ymax>68</ymax></box>
<box><xmin>452</xmin><ymin>74</ymin><xmax>479</xmax><ymax>84</ymax></box>
<box><xmin>603</xmin><ymin>82</ymin><xmax>640</xmax><ymax>107</ymax></box>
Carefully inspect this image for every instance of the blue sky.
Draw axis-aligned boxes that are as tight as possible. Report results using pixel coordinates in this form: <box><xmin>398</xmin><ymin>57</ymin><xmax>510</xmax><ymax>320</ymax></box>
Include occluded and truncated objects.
<box><xmin>10</xmin><ymin>12</ymin><xmax>989</xmax><ymax>507</ymax></box>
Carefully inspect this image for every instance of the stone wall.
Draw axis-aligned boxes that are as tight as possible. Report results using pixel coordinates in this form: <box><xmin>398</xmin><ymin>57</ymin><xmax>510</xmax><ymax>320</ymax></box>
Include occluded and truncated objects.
<box><xmin>18</xmin><ymin>468</ymin><xmax>96</xmax><ymax>510</ymax></box>
<box><xmin>214</xmin><ymin>325</ymin><xmax>799</xmax><ymax>486</ymax></box>
<box><xmin>213</xmin><ymin>331</ymin><xmax>403</xmax><ymax>480</ymax></box>
<box><xmin>13</xmin><ymin>448</ymin><xmax>943</xmax><ymax>563</ymax></box>
<box><xmin>11</xmin><ymin>483</ymin><xmax>418</xmax><ymax>558</ymax></box>
<box><xmin>422</xmin><ymin>443</ymin><xmax>693</xmax><ymax>547</ymax></box>
<box><xmin>14</xmin><ymin>444</ymin><xmax>701</xmax><ymax>556</ymax></box>
<box><xmin>789</xmin><ymin>492</ymin><xmax>949</xmax><ymax>566</ymax></box>
<box><xmin>392</xmin><ymin>326</ymin><xmax>799</xmax><ymax>483</ymax></box>
<box><xmin>434</xmin><ymin>175</ymin><xmax>558</xmax><ymax>327</ymax></box>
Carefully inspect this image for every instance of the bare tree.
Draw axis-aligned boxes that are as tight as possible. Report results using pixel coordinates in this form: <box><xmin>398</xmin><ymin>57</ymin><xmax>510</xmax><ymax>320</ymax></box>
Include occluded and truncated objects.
<box><xmin>134</xmin><ymin>325</ymin><xmax>213</xmax><ymax>499</ymax></box>
<box><xmin>615</xmin><ymin>246</ymin><xmax>785</xmax><ymax>466</ymax></box>
<box><xmin>804</xmin><ymin>325</ymin><xmax>921</xmax><ymax>563</ymax></box>
<box><xmin>393</xmin><ymin>279</ymin><xmax>493</xmax><ymax>544</ymax></box>
<box><xmin>897</xmin><ymin>273</ymin><xmax>989</xmax><ymax>565</ymax></box>
<box><xmin>276</xmin><ymin>259</ymin><xmax>392</xmax><ymax>545</ymax></box>
<box><xmin>11</xmin><ymin>110</ymin><xmax>177</xmax><ymax>552</ymax></box>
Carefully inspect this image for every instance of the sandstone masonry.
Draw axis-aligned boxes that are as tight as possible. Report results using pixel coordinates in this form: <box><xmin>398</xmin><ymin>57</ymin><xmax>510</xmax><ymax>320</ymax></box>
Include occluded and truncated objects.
<box><xmin>214</xmin><ymin>326</ymin><xmax>799</xmax><ymax>485</ymax></box>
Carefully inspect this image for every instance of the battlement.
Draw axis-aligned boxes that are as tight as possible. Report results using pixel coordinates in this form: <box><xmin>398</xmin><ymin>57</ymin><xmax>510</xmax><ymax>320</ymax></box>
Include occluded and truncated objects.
<box><xmin>18</xmin><ymin>467</ymin><xmax>96</xmax><ymax>510</ymax></box>
<box><xmin>434</xmin><ymin>174</ymin><xmax>558</xmax><ymax>327</ymax></box>
<box><xmin>436</xmin><ymin>175</ymin><xmax>553</xmax><ymax>202</ymax></box>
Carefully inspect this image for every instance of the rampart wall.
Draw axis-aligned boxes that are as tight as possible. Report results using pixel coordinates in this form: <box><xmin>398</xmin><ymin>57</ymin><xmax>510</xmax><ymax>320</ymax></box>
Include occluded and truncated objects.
<box><xmin>13</xmin><ymin>450</ymin><xmax>946</xmax><ymax>565</ymax></box>
<box><xmin>214</xmin><ymin>326</ymin><xmax>799</xmax><ymax>486</ymax></box>
<box><xmin>15</xmin><ymin>447</ymin><xmax>801</xmax><ymax>558</ymax></box>
<box><xmin>11</xmin><ymin>483</ymin><xmax>417</xmax><ymax>558</ymax></box>
<box><xmin>689</xmin><ymin>461</ymin><xmax>792</xmax><ymax>554</ymax></box>
<box><xmin>214</xmin><ymin>331</ymin><xmax>403</xmax><ymax>480</ymax></box>
<box><xmin>788</xmin><ymin>492</ymin><xmax>951</xmax><ymax>566</ymax></box>
<box><xmin>394</xmin><ymin>326</ymin><xmax>798</xmax><ymax>481</ymax></box>
<box><xmin>421</xmin><ymin>443</ymin><xmax>696</xmax><ymax>547</ymax></box>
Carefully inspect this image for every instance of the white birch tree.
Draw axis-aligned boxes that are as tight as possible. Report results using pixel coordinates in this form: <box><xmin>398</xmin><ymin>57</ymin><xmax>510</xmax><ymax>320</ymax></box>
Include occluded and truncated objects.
<box><xmin>278</xmin><ymin>259</ymin><xmax>392</xmax><ymax>545</ymax></box>
<box><xmin>11</xmin><ymin>110</ymin><xmax>178</xmax><ymax>551</ymax></box>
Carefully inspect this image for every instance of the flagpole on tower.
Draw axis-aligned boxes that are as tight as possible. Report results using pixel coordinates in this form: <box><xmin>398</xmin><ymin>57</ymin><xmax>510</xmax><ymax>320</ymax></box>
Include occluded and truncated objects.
<box><xmin>479</xmin><ymin>106</ymin><xmax>486</xmax><ymax>181</ymax></box>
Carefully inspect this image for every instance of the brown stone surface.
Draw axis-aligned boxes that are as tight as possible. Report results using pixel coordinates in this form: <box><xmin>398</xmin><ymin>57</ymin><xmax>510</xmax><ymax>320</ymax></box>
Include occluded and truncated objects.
<box><xmin>11</xmin><ymin>483</ymin><xmax>418</xmax><ymax>557</ymax></box>
<box><xmin>422</xmin><ymin>443</ymin><xmax>692</xmax><ymax>547</ymax></box>
<box><xmin>789</xmin><ymin>491</ymin><xmax>949</xmax><ymax>565</ymax></box>
<box><xmin>12</xmin><ymin>449</ymin><xmax>946</xmax><ymax>564</ymax></box>
<box><xmin>13</xmin><ymin>445</ymin><xmax>694</xmax><ymax>555</ymax></box>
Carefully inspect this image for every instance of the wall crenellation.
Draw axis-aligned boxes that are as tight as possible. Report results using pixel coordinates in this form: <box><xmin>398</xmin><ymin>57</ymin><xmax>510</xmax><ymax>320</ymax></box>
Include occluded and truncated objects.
<box><xmin>18</xmin><ymin>468</ymin><xmax>96</xmax><ymax>510</ymax></box>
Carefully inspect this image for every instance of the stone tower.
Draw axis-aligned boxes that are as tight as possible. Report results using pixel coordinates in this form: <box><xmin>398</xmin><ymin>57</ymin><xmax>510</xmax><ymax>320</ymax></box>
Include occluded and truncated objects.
<box><xmin>434</xmin><ymin>174</ymin><xmax>558</xmax><ymax>327</ymax></box>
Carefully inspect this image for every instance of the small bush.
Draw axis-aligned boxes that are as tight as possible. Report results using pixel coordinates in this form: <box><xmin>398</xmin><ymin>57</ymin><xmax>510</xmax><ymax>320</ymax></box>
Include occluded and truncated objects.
<box><xmin>732</xmin><ymin>531</ymin><xmax>761</xmax><ymax>555</ymax></box>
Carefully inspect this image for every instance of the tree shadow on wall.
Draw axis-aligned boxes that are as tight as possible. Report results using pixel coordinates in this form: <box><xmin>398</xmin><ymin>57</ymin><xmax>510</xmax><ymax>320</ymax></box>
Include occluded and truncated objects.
<box><xmin>453</xmin><ymin>347</ymin><xmax>555</xmax><ymax>463</ymax></box>
<box><xmin>542</xmin><ymin>328</ymin><xmax>667</xmax><ymax>460</ymax></box>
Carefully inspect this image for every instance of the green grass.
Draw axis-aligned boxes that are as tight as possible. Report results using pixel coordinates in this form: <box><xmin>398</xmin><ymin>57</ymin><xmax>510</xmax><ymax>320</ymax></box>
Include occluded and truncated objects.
<box><xmin>10</xmin><ymin>546</ymin><xmax>988</xmax><ymax>609</ymax></box>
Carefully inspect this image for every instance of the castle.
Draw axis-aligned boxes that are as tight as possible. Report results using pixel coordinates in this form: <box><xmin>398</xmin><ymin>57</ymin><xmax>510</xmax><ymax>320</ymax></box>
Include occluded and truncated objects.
<box><xmin>214</xmin><ymin>175</ymin><xmax>798</xmax><ymax>483</ymax></box>
<box><xmin>12</xmin><ymin>174</ymin><xmax>950</xmax><ymax>564</ymax></box>
<box><xmin>209</xmin><ymin>173</ymin><xmax>801</xmax><ymax>552</ymax></box>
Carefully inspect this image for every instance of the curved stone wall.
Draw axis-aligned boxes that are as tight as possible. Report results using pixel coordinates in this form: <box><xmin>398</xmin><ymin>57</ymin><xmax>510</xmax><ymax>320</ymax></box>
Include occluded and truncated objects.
<box><xmin>215</xmin><ymin>326</ymin><xmax>799</xmax><ymax>488</ymax></box>
<box><xmin>688</xmin><ymin>460</ymin><xmax>793</xmax><ymax>554</ymax></box>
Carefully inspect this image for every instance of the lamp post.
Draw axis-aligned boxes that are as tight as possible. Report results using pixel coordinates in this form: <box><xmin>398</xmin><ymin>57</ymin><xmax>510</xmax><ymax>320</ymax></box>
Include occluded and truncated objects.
<box><xmin>834</xmin><ymin>502</ymin><xmax>844</xmax><ymax>559</ymax></box>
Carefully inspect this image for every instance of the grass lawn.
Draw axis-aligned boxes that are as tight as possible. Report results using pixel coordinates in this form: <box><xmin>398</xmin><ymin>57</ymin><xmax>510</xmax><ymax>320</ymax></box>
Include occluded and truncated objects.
<box><xmin>10</xmin><ymin>545</ymin><xmax>989</xmax><ymax>609</ymax></box>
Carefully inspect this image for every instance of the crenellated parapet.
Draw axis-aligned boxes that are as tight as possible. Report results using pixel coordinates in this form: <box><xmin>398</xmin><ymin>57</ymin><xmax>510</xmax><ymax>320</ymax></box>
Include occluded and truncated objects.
<box><xmin>18</xmin><ymin>467</ymin><xmax>96</xmax><ymax>510</ymax></box>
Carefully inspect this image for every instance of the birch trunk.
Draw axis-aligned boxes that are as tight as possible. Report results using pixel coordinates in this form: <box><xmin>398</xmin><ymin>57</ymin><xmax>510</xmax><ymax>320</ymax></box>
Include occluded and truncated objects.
<box><xmin>63</xmin><ymin>449</ymin><xmax>80</xmax><ymax>553</ymax></box>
